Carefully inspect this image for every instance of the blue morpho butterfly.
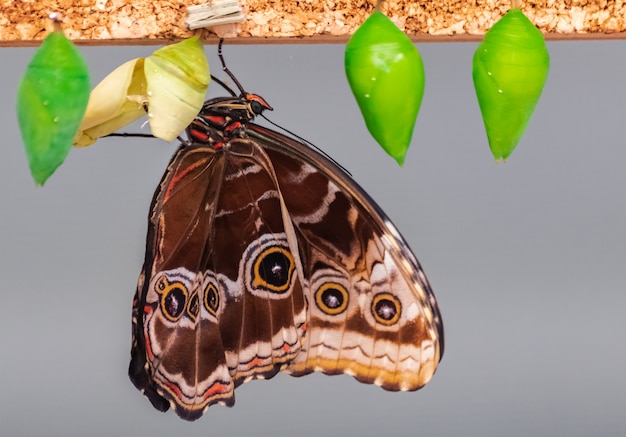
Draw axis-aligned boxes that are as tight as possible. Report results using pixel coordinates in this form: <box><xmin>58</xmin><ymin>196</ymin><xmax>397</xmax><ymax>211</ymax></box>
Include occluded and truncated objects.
<box><xmin>123</xmin><ymin>40</ymin><xmax>444</xmax><ymax>421</ymax></box>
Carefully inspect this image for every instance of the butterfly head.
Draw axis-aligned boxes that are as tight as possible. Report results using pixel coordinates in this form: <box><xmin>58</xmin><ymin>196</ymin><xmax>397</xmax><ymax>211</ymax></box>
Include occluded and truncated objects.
<box><xmin>244</xmin><ymin>93</ymin><xmax>273</xmax><ymax>116</ymax></box>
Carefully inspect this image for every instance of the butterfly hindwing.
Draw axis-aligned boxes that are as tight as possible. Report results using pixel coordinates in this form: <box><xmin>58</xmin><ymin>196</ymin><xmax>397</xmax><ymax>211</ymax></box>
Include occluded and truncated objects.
<box><xmin>130</xmin><ymin>145</ymin><xmax>233</xmax><ymax>419</ymax></box>
<box><xmin>249</xmin><ymin>125</ymin><xmax>443</xmax><ymax>391</ymax></box>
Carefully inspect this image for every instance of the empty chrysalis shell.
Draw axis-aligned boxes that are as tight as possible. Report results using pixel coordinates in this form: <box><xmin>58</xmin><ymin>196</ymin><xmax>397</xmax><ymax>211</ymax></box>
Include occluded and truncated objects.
<box><xmin>144</xmin><ymin>36</ymin><xmax>210</xmax><ymax>142</ymax></box>
<box><xmin>74</xmin><ymin>37</ymin><xmax>209</xmax><ymax>147</ymax></box>
<box><xmin>74</xmin><ymin>58</ymin><xmax>147</xmax><ymax>147</ymax></box>
<box><xmin>472</xmin><ymin>8</ymin><xmax>550</xmax><ymax>161</ymax></box>
<box><xmin>17</xmin><ymin>20</ymin><xmax>90</xmax><ymax>185</ymax></box>
<box><xmin>345</xmin><ymin>11</ymin><xmax>425</xmax><ymax>166</ymax></box>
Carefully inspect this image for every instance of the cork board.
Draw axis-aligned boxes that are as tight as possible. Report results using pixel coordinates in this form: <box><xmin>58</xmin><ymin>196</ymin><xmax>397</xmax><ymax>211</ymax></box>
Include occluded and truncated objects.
<box><xmin>1</xmin><ymin>0</ymin><xmax>625</xmax><ymax>46</ymax></box>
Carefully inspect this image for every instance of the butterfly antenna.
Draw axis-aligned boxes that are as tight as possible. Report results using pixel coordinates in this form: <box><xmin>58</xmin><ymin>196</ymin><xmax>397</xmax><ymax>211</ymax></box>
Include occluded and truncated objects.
<box><xmin>259</xmin><ymin>114</ymin><xmax>353</xmax><ymax>177</ymax></box>
<box><xmin>214</xmin><ymin>40</ymin><xmax>349</xmax><ymax>173</ymax></box>
<box><xmin>210</xmin><ymin>74</ymin><xmax>237</xmax><ymax>97</ymax></box>
<box><xmin>218</xmin><ymin>38</ymin><xmax>247</xmax><ymax>96</ymax></box>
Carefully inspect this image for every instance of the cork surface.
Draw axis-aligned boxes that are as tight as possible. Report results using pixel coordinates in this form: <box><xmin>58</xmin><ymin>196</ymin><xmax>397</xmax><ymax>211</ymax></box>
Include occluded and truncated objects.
<box><xmin>1</xmin><ymin>0</ymin><xmax>625</xmax><ymax>45</ymax></box>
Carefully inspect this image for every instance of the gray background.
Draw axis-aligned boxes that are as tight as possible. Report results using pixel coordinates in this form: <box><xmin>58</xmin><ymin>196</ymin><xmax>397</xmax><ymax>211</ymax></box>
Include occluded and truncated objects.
<box><xmin>1</xmin><ymin>40</ymin><xmax>625</xmax><ymax>436</ymax></box>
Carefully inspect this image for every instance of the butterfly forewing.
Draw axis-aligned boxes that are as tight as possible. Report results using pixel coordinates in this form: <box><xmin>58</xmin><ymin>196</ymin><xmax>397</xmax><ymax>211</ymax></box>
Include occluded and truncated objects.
<box><xmin>208</xmin><ymin>140</ymin><xmax>306</xmax><ymax>385</ymax></box>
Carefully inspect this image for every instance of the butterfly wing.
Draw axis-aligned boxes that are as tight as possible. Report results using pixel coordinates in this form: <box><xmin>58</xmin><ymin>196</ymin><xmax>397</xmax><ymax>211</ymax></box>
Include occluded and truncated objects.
<box><xmin>130</xmin><ymin>121</ymin><xmax>444</xmax><ymax>420</ymax></box>
<box><xmin>130</xmin><ymin>139</ymin><xmax>307</xmax><ymax>420</ymax></box>
<box><xmin>248</xmin><ymin>124</ymin><xmax>444</xmax><ymax>391</ymax></box>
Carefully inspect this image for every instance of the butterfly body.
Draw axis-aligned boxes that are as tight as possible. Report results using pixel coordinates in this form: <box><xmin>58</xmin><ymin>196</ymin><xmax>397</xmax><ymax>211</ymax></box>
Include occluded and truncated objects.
<box><xmin>130</xmin><ymin>90</ymin><xmax>444</xmax><ymax>421</ymax></box>
<box><xmin>186</xmin><ymin>93</ymin><xmax>272</xmax><ymax>147</ymax></box>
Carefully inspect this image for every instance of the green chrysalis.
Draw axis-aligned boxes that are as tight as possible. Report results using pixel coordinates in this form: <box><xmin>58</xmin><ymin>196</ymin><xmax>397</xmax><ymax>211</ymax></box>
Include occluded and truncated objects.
<box><xmin>345</xmin><ymin>11</ymin><xmax>425</xmax><ymax>166</ymax></box>
<box><xmin>472</xmin><ymin>8</ymin><xmax>550</xmax><ymax>161</ymax></box>
<box><xmin>17</xmin><ymin>15</ymin><xmax>90</xmax><ymax>185</ymax></box>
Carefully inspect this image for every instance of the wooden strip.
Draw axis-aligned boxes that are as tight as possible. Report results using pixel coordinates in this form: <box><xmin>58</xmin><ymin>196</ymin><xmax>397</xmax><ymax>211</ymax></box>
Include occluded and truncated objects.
<box><xmin>1</xmin><ymin>0</ymin><xmax>625</xmax><ymax>46</ymax></box>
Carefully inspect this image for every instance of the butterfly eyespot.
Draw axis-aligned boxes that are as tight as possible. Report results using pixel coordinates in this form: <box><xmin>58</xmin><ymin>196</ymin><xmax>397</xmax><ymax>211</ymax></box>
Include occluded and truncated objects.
<box><xmin>314</xmin><ymin>282</ymin><xmax>349</xmax><ymax>315</ymax></box>
<box><xmin>160</xmin><ymin>283</ymin><xmax>188</xmax><ymax>322</ymax></box>
<box><xmin>155</xmin><ymin>276</ymin><xmax>169</xmax><ymax>292</ymax></box>
<box><xmin>371</xmin><ymin>293</ymin><xmax>402</xmax><ymax>326</ymax></box>
<box><xmin>204</xmin><ymin>283</ymin><xmax>220</xmax><ymax>316</ymax></box>
<box><xmin>187</xmin><ymin>292</ymin><xmax>199</xmax><ymax>320</ymax></box>
<box><xmin>252</xmin><ymin>246</ymin><xmax>295</xmax><ymax>293</ymax></box>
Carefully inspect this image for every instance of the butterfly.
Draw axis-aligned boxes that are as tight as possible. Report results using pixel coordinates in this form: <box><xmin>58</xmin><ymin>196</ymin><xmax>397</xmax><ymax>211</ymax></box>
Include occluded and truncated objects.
<box><xmin>129</xmin><ymin>41</ymin><xmax>444</xmax><ymax>421</ymax></box>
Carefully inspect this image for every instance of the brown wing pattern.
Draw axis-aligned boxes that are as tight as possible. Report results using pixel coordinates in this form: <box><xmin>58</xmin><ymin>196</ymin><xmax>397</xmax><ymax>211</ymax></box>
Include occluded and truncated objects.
<box><xmin>130</xmin><ymin>120</ymin><xmax>443</xmax><ymax>421</ymax></box>
<box><xmin>249</xmin><ymin>125</ymin><xmax>444</xmax><ymax>392</ymax></box>
<box><xmin>130</xmin><ymin>140</ymin><xmax>307</xmax><ymax>421</ymax></box>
